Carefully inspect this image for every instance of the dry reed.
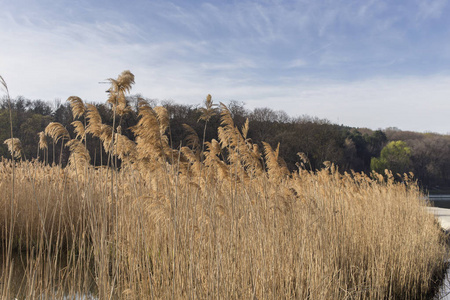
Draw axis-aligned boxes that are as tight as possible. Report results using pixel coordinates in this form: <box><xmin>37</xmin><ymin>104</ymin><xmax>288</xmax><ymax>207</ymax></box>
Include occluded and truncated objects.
<box><xmin>0</xmin><ymin>72</ymin><xmax>448</xmax><ymax>299</ymax></box>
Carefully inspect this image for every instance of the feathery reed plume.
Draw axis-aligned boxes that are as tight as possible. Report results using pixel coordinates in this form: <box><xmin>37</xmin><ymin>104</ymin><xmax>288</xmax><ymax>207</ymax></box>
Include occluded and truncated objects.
<box><xmin>277</xmin><ymin>153</ymin><xmax>289</xmax><ymax>174</ymax></box>
<box><xmin>236</xmin><ymin>118</ymin><xmax>264</xmax><ymax>174</ymax></box>
<box><xmin>65</xmin><ymin>139</ymin><xmax>91</xmax><ymax>167</ymax></box>
<box><xmin>208</xmin><ymin>139</ymin><xmax>221</xmax><ymax>157</ymax></box>
<box><xmin>297</xmin><ymin>152</ymin><xmax>308</xmax><ymax>164</ymax></box>
<box><xmin>114</xmin><ymin>133</ymin><xmax>137</xmax><ymax>161</ymax></box>
<box><xmin>116</xmin><ymin>70</ymin><xmax>135</xmax><ymax>93</ymax></box>
<box><xmin>219</xmin><ymin>102</ymin><xmax>234</xmax><ymax>130</ymax></box>
<box><xmin>44</xmin><ymin>122</ymin><xmax>70</xmax><ymax>143</ymax></box>
<box><xmin>4</xmin><ymin>138</ymin><xmax>22</xmax><ymax>159</ymax></box>
<box><xmin>37</xmin><ymin>131</ymin><xmax>48</xmax><ymax>164</ymax></box>
<box><xmin>252</xmin><ymin>143</ymin><xmax>261</xmax><ymax>160</ymax></box>
<box><xmin>216</xmin><ymin>126</ymin><xmax>229</xmax><ymax>149</ymax></box>
<box><xmin>100</xmin><ymin>124</ymin><xmax>113</xmax><ymax>153</ymax></box>
<box><xmin>116</xmin><ymin>104</ymin><xmax>132</xmax><ymax>116</ymax></box>
<box><xmin>241</xmin><ymin>118</ymin><xmax>249</xmax><ymax>140</ymax></box>
<box><xmin>217</xmin><ymin>103</ymin><xmax>239</xmax><ymax>150</ymax></box>
<box><xmin>217</xmin><ymin>102</ymin><xmax>259</xmax><ymax>175</ymax></box>
<box><xmin>107</xmin><ymin>70</ymin><xmax>135</xmax><ymax>111</ymax></box>
<box><xmin>67</xmin><ymin>96</ymin><xmax>86</xmax><ymax>120</ymax></box>
<box><xmin>85</xmin><ymin>103</ymin><xmax>103</xmax><ymax>137</ymax></box>
<box><xmin>181</xmin><ymin>146</ymin><xmax>201</xmax><ymax>175</ymax></box>
<box><xmin>154</xmin><ymin>106</ymin><xmax>170</xmax><ymax>135</ymax></box>
<box><xmin>71</xmin><ymin>121</ymin><xmax>86</xmax><ymax>142</ymax></box>
<box><xmin>182</xmin><ymin>124</ymin><xmax>200</xmax><ymax>151</ymax></box>
<box><xmin>45</xmin><ymin>122</ymin><xmax>70</xmax><ymax>165</ymax></box>
<box><xmin>198</xmin><ymin>94</ymin><xmax>217</xmax><ymax>160</ymax></box>
<box><xmin>262</xmin><ymin>142</ymin><xmax>288</xmax><ymax>178</ymax></box>
<box><xmin>297</xmin><ymin>152</ymin><xmax>311</xmax><ymax>170</ymax></box>
<box><xmin>198</xmin><ymin>94</ymin><xmax>216</xmax><ymax>122</ymax></box>
<box><xmin>131</xmin><ymin>98</ymin><xmax>171</xmax><ymax>161</ymax></box>
<box><xmin>203</xmin><ymin>139</ymin><xmax>221</xmax><ymax>167</ymax></box>
<box><xmin>203</xmin><ymin>139</ymin><xmax>230</xmax><ymax>180</ymax></box>
<box><xmin>38</xmin><ymin>131</ymin><xmax>48</xmax><ymax>150</ymax></box>
<box><xmin>239</xmin><ymin>142</ymin><xmax>264</xmax><ymax>177</ymax></box>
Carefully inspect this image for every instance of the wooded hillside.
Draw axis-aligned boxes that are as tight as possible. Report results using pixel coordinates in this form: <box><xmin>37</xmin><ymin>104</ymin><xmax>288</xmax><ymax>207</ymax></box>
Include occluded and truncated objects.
<box><xmin>1</xmin><ymin>95</ymin><xmax>449</xmax><ymax>190</ymax></box>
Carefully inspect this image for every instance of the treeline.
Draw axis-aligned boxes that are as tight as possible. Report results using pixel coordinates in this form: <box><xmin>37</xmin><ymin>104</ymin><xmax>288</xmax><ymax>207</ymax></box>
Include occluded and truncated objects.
<box><xmin>384</xmin><ymin>128</ymin><xmax>450</xmax><ymax>189</ymax></box>
<box><xmin>1</xmin><ymin>95</ymin><xmax>449</xmax><ymax>190</ymax></box>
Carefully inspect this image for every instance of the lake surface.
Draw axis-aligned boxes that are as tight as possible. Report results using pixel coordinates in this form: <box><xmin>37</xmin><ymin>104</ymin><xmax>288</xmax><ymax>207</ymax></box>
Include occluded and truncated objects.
<box><xmin>429</xmin><ymin>195</ymin><xmax>450</xmax><ymax>209</ymax></box>
<box><xmin>429</xmin><ymin>195</ymin><xmax>450</xmax><ymax>299</ymax></box>
<box><xmin>0</xmin><ymin>251</ymin><xmax>97</xmax><ymax>299</ymax></box>
<box><xmin>437</xmin><ymin>273</ymin><xmax>450</xmax><ymax>300</ymax></box>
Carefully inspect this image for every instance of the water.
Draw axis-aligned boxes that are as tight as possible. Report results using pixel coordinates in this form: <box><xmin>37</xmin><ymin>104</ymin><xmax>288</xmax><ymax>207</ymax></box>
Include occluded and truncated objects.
<box><xmin>0</xmin><ymin>251</ymin><xmax>97</xmax><ymax>299</ymax></box>
<box><xmin>429</xmin><ymin>195</ymin><xmax>450</xmax><ymax>299</ymax></box>
<box><xmin>429</xmin><ymin>195</ymin><xmax>450</xmax><ymax>209</ymax></box>
<box><xmin>436</xmin><ymin>271</ymin><xmax>450</xmax><ymax>299</ymax></box>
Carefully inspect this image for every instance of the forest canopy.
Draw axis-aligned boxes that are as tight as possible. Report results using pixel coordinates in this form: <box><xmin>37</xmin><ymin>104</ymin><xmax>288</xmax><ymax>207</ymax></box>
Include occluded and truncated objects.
<box><xmin>1</xmin><ymin>94</ymin><xmax>449</xmax><ymax>190</ymax></box>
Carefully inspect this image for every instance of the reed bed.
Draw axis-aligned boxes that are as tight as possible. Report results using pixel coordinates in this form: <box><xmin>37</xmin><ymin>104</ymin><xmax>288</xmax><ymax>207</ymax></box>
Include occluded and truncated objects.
<box><xmin>0</xmin><ymin>71</ymin><xmax>448</xmax><ymax>299</ymax></box>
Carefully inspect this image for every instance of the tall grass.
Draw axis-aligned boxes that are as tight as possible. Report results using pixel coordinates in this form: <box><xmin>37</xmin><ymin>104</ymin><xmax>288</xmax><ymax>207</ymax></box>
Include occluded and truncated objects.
<box><xmin>0</xmin><ymin>72</ymin><xmax>448</xmax><ymax>299</ymax></box>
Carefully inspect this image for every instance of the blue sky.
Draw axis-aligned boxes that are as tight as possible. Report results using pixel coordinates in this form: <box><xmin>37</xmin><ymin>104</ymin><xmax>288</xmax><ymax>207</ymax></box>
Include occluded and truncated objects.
<box><xmin>1</xmin><ymin>0</ymin><xmax>450</xmax><ymax>133</ymax></box>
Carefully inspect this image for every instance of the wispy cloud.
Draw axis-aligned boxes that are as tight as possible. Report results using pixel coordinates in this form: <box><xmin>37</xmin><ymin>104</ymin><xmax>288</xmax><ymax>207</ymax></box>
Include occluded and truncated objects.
<box><xmin>417</xmin><ymin>0</ymin><xmax>448</xmax><ymax>20</ymax></box>
<box><xmin>286</xmin><ymin>59</ymin><xmax>308</xmax><ymax>69</ymax></box>
<box><xmin>1</xmin><ymin>0</ymin><xmax>450</xmax><ymax>133</ymax></box>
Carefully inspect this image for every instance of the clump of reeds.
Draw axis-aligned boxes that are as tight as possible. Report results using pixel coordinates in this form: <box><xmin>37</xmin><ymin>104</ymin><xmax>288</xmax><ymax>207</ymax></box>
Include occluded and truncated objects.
<box><xmin>3</xmin><ymin>138</ymin><xmax>23</xmax><ymax>159</ymax></box>
<box><xmin>0</xmin><ymin>71</ymin><xmax>448</xmax><ymax>299</ymax></box>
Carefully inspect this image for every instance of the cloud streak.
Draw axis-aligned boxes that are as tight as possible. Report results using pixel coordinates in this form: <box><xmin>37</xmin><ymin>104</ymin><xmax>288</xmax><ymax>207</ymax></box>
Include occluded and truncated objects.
<box><xmin>1</xmin><ymin>0</ymin><xmax>450</xmax><ymax>133</ymax></box>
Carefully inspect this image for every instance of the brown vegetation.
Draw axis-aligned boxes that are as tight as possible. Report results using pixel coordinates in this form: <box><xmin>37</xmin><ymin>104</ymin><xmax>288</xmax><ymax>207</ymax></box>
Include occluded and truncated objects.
<box><xmin>0</xmin><ymin>72</ymin><xmax>448</xmax><ymax>299</ymax></box>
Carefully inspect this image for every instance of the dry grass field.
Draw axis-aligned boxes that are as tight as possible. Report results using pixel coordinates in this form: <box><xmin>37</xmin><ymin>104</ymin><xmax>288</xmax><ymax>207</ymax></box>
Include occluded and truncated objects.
<box><xmin>0</xmin><ymin>72</ymin><xmax>448</xmax><ymax>299</ymax></box>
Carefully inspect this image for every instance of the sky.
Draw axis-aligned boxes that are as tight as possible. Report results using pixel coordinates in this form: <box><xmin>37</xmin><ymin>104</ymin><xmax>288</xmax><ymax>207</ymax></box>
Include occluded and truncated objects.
<box><xmin>1</xmin><ymin>0</ymin><xmax>450</xmax><ymax>133</ymax></box>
